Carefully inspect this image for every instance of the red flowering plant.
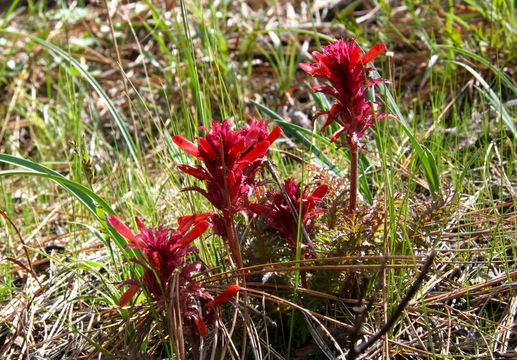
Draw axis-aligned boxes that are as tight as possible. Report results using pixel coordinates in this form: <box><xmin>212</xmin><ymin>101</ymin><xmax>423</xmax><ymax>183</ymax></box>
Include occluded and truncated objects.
<box><xmin>106</xmin><ymin>214</ymin><xmax>241</xmax><ymax>338</ymax></box>
<box><xmin>106</xmin><ymin>213</ymin><xmax>210</xmax><ymax>304</ymax></box>
<box><xmin>250</xmin><ymin>179</ymin><xmax>328</xmax><ymax>256</ymax></box>
<box><xmin>173</xmin><ymin>118</ymin><xmax>282</xmax><ymax>270</ymax></box>
<box><xmin>299</xmin><ymin>39</ymin><xmax>387</xmax><ymax>213</ymax></box>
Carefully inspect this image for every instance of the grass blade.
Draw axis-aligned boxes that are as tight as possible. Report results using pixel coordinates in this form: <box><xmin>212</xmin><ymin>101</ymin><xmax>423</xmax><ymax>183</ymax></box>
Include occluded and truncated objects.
<box><xmin>452</xmin><ymin>60</ymin><xmax>516</xmax><ymax>137</ymax></box>
<box><xmin>251</xmin><ymin>100</ymin><xmax>343</xmax><ymax>176</ymax></box>
<box><xmin>437</xmin><ymin>44</ymin><xmax>517</xmax><ymax>93</ymax></box>
<box><xmin>0</xmin><ymin>29</ymin><xmax>140</xmax><ymax>165</ymax></box>
<box><xmin>0</xmin><ymin>154</ymin><xmax>129</xmax><ymax>252</ymax></box>
<box><xmin>252</xmin><ymin>28</ymin><xmax>335</xmax><ymax>42</ymax></box>
<box><xmin>374</xmin><ymin>77</ymin><xmax>442</xmax><ymax>197</ymax></box>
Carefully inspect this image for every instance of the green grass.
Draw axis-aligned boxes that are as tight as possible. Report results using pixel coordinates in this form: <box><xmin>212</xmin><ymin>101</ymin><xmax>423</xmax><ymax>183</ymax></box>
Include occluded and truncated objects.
<box><xmin>0</xmin><ymin>0</ymin><xmax>515</xmax><ymax>359</ymax></box>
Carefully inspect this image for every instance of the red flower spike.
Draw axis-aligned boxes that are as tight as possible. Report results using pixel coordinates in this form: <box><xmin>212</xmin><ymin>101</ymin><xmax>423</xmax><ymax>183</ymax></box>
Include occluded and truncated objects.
<box><xmin>177</xmin><ymin>164</ymin><xmax>210</xmax><ymax>180</ymax></box>
<box><xmin>266</xmin><ymin>125</ymin><xmax>283</xmax><ymax>143</ymax></box>
<box><xmin>178</xmin><ymin>220</ymin><xmax>210</xmax><ymax>248</ymax></box>
<box><xmin>227</xmin><ymin>170</ymin><xmax>237</xmax><ymax>191</ymax></box>
<box><xmin>174</xmin><ymin>118</ymin><xmax>280</xmax><ymax>213</ymax></box>
<box><xmin>204</xmin><ymin>284</ymin><xmax>241</xmax><ymax>308</ymax></box>
<box><xmin>350</xmin><ymin>46</ymin><xmax>363</xmax><ymax>68</ymax></box>
<box><xmin>173</xmin><ymin>136</ymin><xmax>201</xmax><ymax>159</ymax></box>
<box><xmin>118</xmin><ymin>284</ymin><xmax>139</xmax><ymax>307</ymax></box>
<box><xmin>228</xmin><ymin>138</ymin><xmax>245</xmax><ymax>158</ymax></box>
<box><xmin>178</xmin><ymin>212</ymin><xmax>213</xmax><ymax>234</ymax></box>
<box><xmin>311</xmin><ymin>184</ymin><xmax>329</xmax><ymax>199</ymax></box>
<box><xmin>151</xmin><ymin>252</ymin><xmax>162</xmax><ymax>270</ymax></box>
<box><xmin>110</xmin><ymin>214</ymin><xmax>234</xmax><ymax>338</ymax></box>
<box><xmin>251</xmin><ymin>180</ymin><xmax>327</xmax><ymax>251</ymax></box>
<box><xmin>299</xmin><ymin>39</ymin><xmax>387</xmax><ymax>146</ymax></box>
<box><xmin>108</xmin><ymin>214</ymin><xmax>209</xmax><ymax>300</ymax></box>
<box><xmin>135</xmin><ymin>217</ymin><xmax>146</xmax><ymax>232</ymax></box>
<box><xmin>239</xmin><ymin>140</ymin><xmax>270</xmax><ymax>164</ymax></box>
<box><xmin>331</xmin><ymin>127</ymin><xmax>347</xmax><ymax>142</ymax></box>
<box><xmin>198</xmin><ymin>137</ymin><xmax>219</xmax><ymax>160</ymax></box>
<box><xmin>298</xmin><ymin>62</ymin><xmax>314</xmax><ymax>74</ymax></box>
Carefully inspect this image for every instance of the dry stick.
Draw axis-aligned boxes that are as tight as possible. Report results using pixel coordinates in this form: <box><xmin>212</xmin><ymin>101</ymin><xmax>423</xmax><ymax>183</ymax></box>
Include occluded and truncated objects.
<box><xmin>103</xmin><ymin>0</ymin><xmax>139</xmax><ymax>149</ymax></box>
<box><xmin>346</xmin><ymin>251</ymin><xmax>436</xmax><ymax>360</ymax></box>
<box><xmin>198</xmin><ymin>254</ymin><xmax>426</xmax><ymax>283</ymax></box>
<box><xmin>0</xmin><ymin>210</ymin><xmax>40</xmax><ymax>285</ymax></box>
<box><xmin>202</xmin><ymin>264</ymin><xmax>426</xmax><ymax>284</ymax></box>
<box><xmin>346</xmin><ymin>256</ymin><xmax>388</xmax><ymax>358</ymax></box>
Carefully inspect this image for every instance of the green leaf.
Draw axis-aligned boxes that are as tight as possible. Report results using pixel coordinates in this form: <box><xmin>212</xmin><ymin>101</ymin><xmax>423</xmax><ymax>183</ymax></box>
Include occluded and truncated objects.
<box><xmin>0</xmin><ymin>154</ymin><xmax>130</xmax><ymax>252</ymax></box>
<box><xmin>437</xmin><ymin>44</ymin><xmax>517</xmax><ymax>94</ymax></box>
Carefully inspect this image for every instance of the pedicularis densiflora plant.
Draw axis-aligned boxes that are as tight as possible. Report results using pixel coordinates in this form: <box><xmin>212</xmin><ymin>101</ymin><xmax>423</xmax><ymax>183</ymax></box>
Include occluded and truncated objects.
<box><xmin>249</xmin><ymin>179</ymin><xmax>327</xmax><ymax>257</ymax></box>
<box><xmin>107</xmin><ymin>213</ymin><xmax>241</xmax><ymax>336</ymax></box>
<box><xmin>106</xmin><ymin>38</ymin><xmax>389</xmax><ymax>348</ymax></box>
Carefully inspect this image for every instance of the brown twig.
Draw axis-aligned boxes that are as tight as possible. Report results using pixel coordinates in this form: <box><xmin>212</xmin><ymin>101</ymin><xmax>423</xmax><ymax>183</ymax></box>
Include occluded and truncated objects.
<box><xmin>347</xmin><ymin>251</ymin><xmax>436</xmax><ymax>360</ymax></box>
<box><xmin>0</xmin><ymin>209</ymin><xmax>40</xmax><ymax>285</ymax></box>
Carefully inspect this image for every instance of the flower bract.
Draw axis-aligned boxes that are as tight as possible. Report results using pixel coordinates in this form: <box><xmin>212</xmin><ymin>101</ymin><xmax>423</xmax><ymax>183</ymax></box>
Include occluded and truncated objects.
<box><xmin>250</xmin><ymin>180</ymin><xmax>328</xmax><ymax>252</ymax></box>
<box><xmin>300</xmin><ymin>39</ymin><xmax>387</xmax><ymax>147</ymax></box>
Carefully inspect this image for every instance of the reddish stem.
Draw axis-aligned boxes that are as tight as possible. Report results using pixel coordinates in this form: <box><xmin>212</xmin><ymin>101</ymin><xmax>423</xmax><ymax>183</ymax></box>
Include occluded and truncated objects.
<box><xmin>349</xmin><ymin>142</ymin><xmax>358</xmax><ymax>213</ymax></box>
<box><xmin>225</xmin><ymin>215</ymin><xmax>244</xmax><ymax>270</ymax></box>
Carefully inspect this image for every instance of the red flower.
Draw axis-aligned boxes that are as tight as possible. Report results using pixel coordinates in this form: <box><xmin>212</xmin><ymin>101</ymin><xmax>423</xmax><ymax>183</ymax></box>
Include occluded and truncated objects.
<box><xmin>299</xmin><ymin>39</ymin><xmax>387</xmax><ymax>148</ymax></box>
<box><xmin>107</xmin><ymin>213</ymin><xmax>211</xmax><ymax>303</ymax></box>
<box><xmin>173</xmin><ymin>118</ymin><xmax>282</xmax><ymax>269</ymax></box>
<box><xmin>173</xmin><ymin>118</ymin><xmax>282</xmax><ymax>213</ymax></box>
<box><xmin>108</xmin><ymin>214</ymin><xmax>241</xmax><ymax>338</ymax></box>
<box><xmin>250</xmin><ymin>180</ymin><xmax>328</xmax><ymax>251</ymax></box>
<box><xmin>174</xmin><ymin>264</ymin><xmax>241</xmax><ymax>337</ymax></box>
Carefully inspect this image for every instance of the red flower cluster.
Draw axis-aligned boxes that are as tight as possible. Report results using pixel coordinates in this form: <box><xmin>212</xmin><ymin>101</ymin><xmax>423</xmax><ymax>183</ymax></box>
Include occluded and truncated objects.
<box><xmin>177</xmin><ymin>263</ymin><xmax>242</xmax><ymax>337</ymax></box>
<box><xmin>107</xmin><ymin>213</ymin><xmax>211</xmax><ymax>303</ymax></box>
<box><xmin>107</xmin><ymin>214</ymin><xmax>241</xmax><ymax>337</ymax></box>
<box><xmin>173</xmin><ymin>118</ymin><xmax>282</xmax><ymax>268</ymax></box>
<box><xmin>299</xmin><ymin>39</ymin><xmax>387</xmax><ymax>148</ymax></box>
<box><xmin>173</xmin><ymin>118</ymin><xmax>281</xmax><ymax>213</ymax></box>
<box><xmin>250</xmin><ymin>180</ymin><xmax>328</xmax><ymax>251</ymax></box>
